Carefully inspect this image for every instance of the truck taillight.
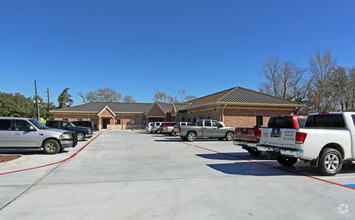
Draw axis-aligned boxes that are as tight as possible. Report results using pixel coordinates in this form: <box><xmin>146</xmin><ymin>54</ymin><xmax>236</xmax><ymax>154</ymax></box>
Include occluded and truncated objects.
<box><xmin>255</xmin><ymin>128</ymin><xmax>261</xmax><ymax>138</ymax></box>
<box><xmin>179</xmin><ymin>127</ymin><xmax>181</xmax><ymax>132</ymax></box>
<box><xmin>295</xmin><ymin>132</ymin><xmax>307</xmax><ymax>144</ymax></box>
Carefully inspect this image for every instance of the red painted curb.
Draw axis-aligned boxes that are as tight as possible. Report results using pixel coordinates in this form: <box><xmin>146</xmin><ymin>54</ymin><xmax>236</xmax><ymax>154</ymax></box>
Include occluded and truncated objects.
<box><xmin>179</xmin><ymin>141</ymin><xmax>355</xmax><ymax>191</ymax></box>
<box><xmin>0</xmin><ymin>132</ymin><xmax>102</xmax><ymax>176</ymax></box>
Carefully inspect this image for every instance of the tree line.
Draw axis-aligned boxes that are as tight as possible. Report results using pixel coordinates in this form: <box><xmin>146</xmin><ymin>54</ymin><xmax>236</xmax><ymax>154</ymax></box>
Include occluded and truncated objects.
<box><xmin>259</xmin><ymin>49</ymin><xmax>355</xmax><ymax>114</ymax></box>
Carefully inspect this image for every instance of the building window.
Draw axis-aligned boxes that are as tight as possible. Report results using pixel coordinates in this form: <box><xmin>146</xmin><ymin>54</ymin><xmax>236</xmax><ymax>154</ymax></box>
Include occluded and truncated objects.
<box><xmin>91</xmin><ymin>119</ymin><xmax>97</xmax><ymax>124</ymax></box>
<box><xmin>130</xmin><ymin>119</ymin><xmax>135</xmax><ymax>125</ymax></box>
<box><xmin>116</xmin><ymin>119</ymin><xmax>121</xmax><ymax>125</ymax></box>
<box><xmin>193</xmin><ymin>118</ymin><xmax>196</xmax><ymax>123</ymax></box>
<box><xmin>187</xmin><ymin>118</ymin><xmax>190</xmax><ymax>122</ymax></box>
<box><xmin>256</xmin><ymin>116</ymin><xmax>263</xmax><ymax>126</ymax></box>
<box><xmin>63</xmin><ymin>118</ymin><xmax>68</xmax><ymax>121</ymax></box>
<box><xmin>143</xmin><ymin>120</ymin><xmax>146</xmax><ymax>125</ymax></box>
<box><xmin>77</xmin><ymin>118</ymin><xmax>82</xmax><ymax>121</ymax></box>
<box><xmin>182</xmin><ymin>118</ymin><xmax>185</xmax><ymax>122</ymax></box>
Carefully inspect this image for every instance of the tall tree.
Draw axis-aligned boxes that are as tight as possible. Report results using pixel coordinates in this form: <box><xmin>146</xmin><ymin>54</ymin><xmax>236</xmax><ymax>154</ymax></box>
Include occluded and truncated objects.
<box><xmin>308</xmin><ymin>49</ymin><xmax>337</xmax><ymax>112</ymax></box>
<box><xmin>123</xmin><ymin>95</ymin><xmax>136</xmax><ymax>103</ymax></box>
<box><xmin>184</xmin><ymin>95</ymin><xmax>197</xmax><ymax>102</ymax></box>
<box><xmin>178</xmin><ymin>89</ymin><xmax>186</xmax><ymax>102</ymax></box>
<box><xmin>330</xmin><ymin>66</ymin><xmax>348</xmax><ymax>111</ymax></box>
<box><xmin>0</xmin><ymin>92</ymin><xmax>35</xmax><ymax>117</ymax></box>
<box><xmin>167</xmin><ymin>95</ymin><xmax>179</xmax><ymax>103</ymax></box>
<box><xmin>347</xmin><ymin>67</ymin><xmax>355</xmax><ymax>110</ymax></box>
<box><xmin>58</xmin><ymin>88</ymin><xmax>73</xmax><ymax>108</ymax></box>
<box><xmin>153</xmin><ymin>91</ymin><xmax>167</xmax><ymax>102</ymax></box>
<box><xmin>79</xmin><ymin>88</ymin><xmax>122</xmax><ymax>103</ymax></box>
<box><xmin>259</xmin><ymin>56</ymin><xmax>307</xmax><ymax>102</ymax></box>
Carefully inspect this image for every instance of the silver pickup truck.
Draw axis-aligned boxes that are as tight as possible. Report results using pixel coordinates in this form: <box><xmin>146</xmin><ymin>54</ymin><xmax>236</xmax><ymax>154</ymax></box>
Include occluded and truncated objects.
<box><xmin>0</xmin><ymin>117</ymin><xmax>77</xmax><ymax>154</ymax></box>
<box><xmin>179</xmin><ymin>119</ymin><xmax>235</xmax><ymax>142</ymax></box>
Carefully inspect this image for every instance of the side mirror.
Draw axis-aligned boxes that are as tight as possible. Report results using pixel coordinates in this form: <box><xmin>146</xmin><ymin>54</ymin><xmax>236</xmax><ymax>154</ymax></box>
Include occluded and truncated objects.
<box><xmin>29</xmin><ymin>126</ymin><xmax>37</xmax><ymax>131</ymax></box>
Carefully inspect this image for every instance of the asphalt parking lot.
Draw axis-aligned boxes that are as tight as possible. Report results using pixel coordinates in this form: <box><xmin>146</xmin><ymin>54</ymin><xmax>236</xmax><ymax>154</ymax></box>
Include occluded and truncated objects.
<box><xmin>0</xmin><ymin>130</ymin><xmax>355</xmax><ymax>219</ymax></box>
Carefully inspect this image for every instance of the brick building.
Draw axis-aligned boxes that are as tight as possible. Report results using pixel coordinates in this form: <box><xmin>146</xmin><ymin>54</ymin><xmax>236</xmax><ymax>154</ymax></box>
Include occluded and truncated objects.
<box><xmin>175</xmin><ymin>87</ymin><xmax>302</xmax><ymax>127</ymax></box>
<box><xmin>52</xmin><ymin>86</ymin><xmax>302</xmax><ymax>129</ymax></box>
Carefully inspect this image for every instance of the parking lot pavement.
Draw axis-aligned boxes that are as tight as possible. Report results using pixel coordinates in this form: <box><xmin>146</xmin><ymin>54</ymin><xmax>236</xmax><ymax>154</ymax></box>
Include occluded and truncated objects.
<box><xmin>0</xmin><ymin>130</ymin><xmax>355</xmax><ymax>219</ymax></box>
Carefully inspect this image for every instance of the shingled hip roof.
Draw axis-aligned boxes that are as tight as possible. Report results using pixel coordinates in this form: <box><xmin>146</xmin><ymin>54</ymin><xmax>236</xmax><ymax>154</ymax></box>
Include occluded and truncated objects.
<box><xmin>181</xmin><ymin>87</ymin><xmax>302</xmax><ymax>110</ymax></box>
<box><xmin>52</xmin><ymin>102</ymin><xmax>154</xmax><ymax>113</ymax></box>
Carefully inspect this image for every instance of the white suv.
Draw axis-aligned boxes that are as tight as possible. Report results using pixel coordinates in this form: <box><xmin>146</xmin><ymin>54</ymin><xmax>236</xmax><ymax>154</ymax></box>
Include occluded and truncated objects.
<box><xmin>146</xmin><ymin>122</ymin><xmax>153</xmax><ymax>133</ymax></box>
<box><xmin>152</xmin><ymin>122</ymin><xmax>163</xmax><ymax>133</ymax></box>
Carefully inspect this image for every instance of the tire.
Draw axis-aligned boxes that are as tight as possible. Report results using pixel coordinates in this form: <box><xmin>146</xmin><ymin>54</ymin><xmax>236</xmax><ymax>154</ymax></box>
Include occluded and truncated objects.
<box><xmin>247</xmin><ymin>148</ymin><xmax>262</xmax><ymax>156</ymax></box>
<box><xmin>43</xmin><ymin>139</ymin><xmax>60</xmax><ymax>154</ymax></box>
<box><xmin>77</xmin><ymin>132</ymin><xmax>85</xmax><ymax>141</ymax></box>
<box><xmin>187</xmin><ymin>132</ymin><xmax>196</xmax><ymax>142</ymax></box>
<box><xmin>277</xmin><ymin>156</ymin><xmax>298</xmax><ymax>166</ymax></box>
<box><xmin>225</xmin><ymin>131</ymin><xmax>234</xmax><ymax>141</ymax></box>
<box><xmin>317</xmin><ymin>148</ymin><xmax>343</xmax><ymax>176</ymax></box>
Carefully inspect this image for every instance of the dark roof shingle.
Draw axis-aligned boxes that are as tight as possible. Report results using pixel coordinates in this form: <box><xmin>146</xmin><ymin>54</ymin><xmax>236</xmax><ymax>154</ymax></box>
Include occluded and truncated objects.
<box><xmin>52</xmin><ymin>102</ymin><xmax>153</xmax><ymax>113</ymax></box>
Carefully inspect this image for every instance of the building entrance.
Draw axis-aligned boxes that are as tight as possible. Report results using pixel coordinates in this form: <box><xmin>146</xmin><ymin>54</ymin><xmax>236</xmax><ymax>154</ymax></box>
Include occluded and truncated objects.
<box><xmin>102</xmin><ymin>118</ymin><xmax>111</xmax><ymax>129</ymax></box>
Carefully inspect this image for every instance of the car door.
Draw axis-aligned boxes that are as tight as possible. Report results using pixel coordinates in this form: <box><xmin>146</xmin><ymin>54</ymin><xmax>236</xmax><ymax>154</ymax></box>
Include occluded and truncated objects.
<box><xmin>212</xmin><ymin>120</ymin><xmax>225</xmax><ymax>137</ymax></box>
<box><xmin>13</xmin><ymin>119</ymin><xmax>39</xmax><ymax>147</ymax></box>
<box><xmin>203</xmin><ymin>120</ymin><xmax>214</xmax><ymax>137</ymax></box>
<box><xmin>0</xmin><ymin>119</ymin><xmax>14</xmax><ymax>147</ymax></box>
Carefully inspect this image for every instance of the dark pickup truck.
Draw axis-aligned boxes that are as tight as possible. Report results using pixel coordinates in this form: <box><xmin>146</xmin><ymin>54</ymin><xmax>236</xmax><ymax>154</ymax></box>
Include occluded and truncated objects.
<box><xmin>46</xmin><ymin>120</ymin><xmax>93</xmax><ymax>141</ymax></box>
<box><xmin>233</xmin><ymin>115</ymin><xmax>307</xmax><ymax>156</ymax></box>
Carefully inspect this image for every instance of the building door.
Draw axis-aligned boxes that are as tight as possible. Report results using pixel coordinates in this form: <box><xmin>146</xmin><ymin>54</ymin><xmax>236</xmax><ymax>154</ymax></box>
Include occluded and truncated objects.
<box><xmin>102</xmin><ymin>118</ymin><xmax>110</xmax><ymax>129</ymax></box>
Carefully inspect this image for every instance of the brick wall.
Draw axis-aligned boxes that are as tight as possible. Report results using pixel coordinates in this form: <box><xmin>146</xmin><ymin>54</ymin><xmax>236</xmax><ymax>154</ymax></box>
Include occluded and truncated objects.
<box><xmin>224</xmin><ymin>108</ymin><xmax>293</xmax><ymax>127</ymax></box>
<box><xmin>54</xmin><ymin>113</ymin><xmax>99</xmax><ymax>123</ymax></box>
<box><xmin>178</xmin><ymin>108</ymin><xmax>222</xmax><ymax>122</ymax></box>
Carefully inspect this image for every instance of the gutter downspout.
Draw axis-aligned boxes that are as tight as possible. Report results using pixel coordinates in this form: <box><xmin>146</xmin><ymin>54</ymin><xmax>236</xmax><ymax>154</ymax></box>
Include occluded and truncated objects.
<box><xmin>222</xmin><ymin>104</ymin><xmax>227</xmax><ymax>123</ymax></box>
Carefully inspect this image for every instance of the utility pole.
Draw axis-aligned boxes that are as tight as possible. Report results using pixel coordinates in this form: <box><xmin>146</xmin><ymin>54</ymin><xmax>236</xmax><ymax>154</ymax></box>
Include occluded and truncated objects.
<box><xmin>47</xmin><ymin>88</ymin><xmax>50</xmax><ymax>119</ymax></box>
<box><xmin>34</xmin><ymin>80</ymin><xmax>40</xmax><ymax>121</ymax></box>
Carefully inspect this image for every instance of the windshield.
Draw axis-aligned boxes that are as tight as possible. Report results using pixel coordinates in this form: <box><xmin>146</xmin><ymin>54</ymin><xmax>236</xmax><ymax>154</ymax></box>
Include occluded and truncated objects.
<box><xmin>29</xmin><ymin>119</ymin><xmax>48</xmax><ymax>129</ymax></box>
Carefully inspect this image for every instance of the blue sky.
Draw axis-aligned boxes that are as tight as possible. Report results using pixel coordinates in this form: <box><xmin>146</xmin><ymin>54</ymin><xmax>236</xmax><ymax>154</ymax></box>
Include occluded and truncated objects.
<box><xmin>0</xmin><ymin>0</ymin><xmax>354</xmax><ymax>105</ymax></box>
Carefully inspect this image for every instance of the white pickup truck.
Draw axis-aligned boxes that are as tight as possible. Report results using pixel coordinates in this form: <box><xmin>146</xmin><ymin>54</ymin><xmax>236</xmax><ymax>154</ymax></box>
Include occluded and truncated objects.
<box><xmin>257</xmin><ymin>112</ymin><xmax>355</xmax><ymax>176</ymax></box>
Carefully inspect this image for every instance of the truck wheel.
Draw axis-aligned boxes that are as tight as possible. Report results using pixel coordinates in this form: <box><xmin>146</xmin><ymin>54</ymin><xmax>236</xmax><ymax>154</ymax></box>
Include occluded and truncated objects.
<box><xmin>277</xmin><ymin>156</ymin><xmax>298</xmax><ymax>166</ymax></box>
<box><xmin>43</xmin><ymin>139</ymin><xmax>60</xmax><ymax>154</ymax></box>
<box><xmin>77</xmin><ymin>132</ymin><xmax>85</xmax><ymax>141</ymax></box>
<box><xmin>318</xmin><ymin>148</ymin><xmax>343</xmax><ymax>176</ymax></box>
<box><xmin>225</xmin><ymin>132</ymin><xmax>234</xmax><ymax>141</ymax></box>
<box><xmin>247</xmin><ymin>148</ymin><xmax>262</xmax><ymax>156</ymax></box>
<box><xmin>187</xmin><ymin>132</ymin><xmax>196</xmax><ymax>142</ymax></box>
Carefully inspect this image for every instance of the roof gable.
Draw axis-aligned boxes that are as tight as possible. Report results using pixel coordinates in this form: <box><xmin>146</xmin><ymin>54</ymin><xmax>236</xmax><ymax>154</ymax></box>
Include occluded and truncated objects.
<box><xmin>97</xmin><ymin>106</ymin><xmax>116</xmax><ymax>117</ymax></box>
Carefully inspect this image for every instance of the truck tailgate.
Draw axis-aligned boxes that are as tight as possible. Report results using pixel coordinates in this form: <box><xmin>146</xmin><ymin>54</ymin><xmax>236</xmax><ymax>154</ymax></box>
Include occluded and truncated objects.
<box><xmin>260</xmin><ymin>128</ymin><xmax>298</xmax><ymax>149</ymax></box>
<box><xmin>234</xmin><ymin>128</ymin><xmax>259</xmax><ymax>142</ymax></box>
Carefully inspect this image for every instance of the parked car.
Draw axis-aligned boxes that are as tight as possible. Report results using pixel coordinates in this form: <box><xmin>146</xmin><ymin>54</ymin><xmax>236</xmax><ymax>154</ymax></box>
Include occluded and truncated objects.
<box><xmin>0</xmin><ymin>117</ymin><xmax>77</xmax><ymax>154</ymax></box>
<box><xmin>172</xmin><ymin>122</ymin><xmax>192</xmax><ymax>136</ymax></box>
<box><xmin>152</xmin><ymin>122</ymin><xmax>163</xmax><ymax>133</ymax></box>
<box><xmin>257</xmin><ymin>112</ymin><xmax>355</xmax><ymax>176</ymax></box>
<box><xmin>159</xmin><ymin>122</ymin><xmax>176</xmax><ymax>135</ymax></box>
<box><xmin>179</xmin><ymin>119</ymin><xmax>235</xmax><ymax>142</ymax></box>
<box><xmin>46</xmin><ymin>120</ymin><xmax>93</xmax><ymax>141</ymax></box>
<box><xmin>233</xmin><ymin>115</ymin><xmax>307</xmax><ymax>156</ymax></box>
<box><xmin>72</xmin><ymin>121</ymin><xmax>95</xmax><ymax>132</ymax></box>
<box><xmin>146</xmin><ymin>122</ymin><xmax>153</xmax><ymax>133</ymax></box>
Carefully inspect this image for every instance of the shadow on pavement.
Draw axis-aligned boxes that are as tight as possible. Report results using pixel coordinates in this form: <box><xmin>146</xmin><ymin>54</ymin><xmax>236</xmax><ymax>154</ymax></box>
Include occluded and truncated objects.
<box><xmin>0</xmin><ymin>149</ymin><xmax>69</xmax><ymax>155</ymax></box>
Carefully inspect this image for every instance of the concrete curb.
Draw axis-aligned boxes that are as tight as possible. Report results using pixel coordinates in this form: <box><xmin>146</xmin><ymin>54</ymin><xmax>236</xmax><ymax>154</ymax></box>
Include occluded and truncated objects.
<box><xmin>0</xmin><ymin>155</ymin><xmax>24</xmax><ymax>168</ymax></box>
